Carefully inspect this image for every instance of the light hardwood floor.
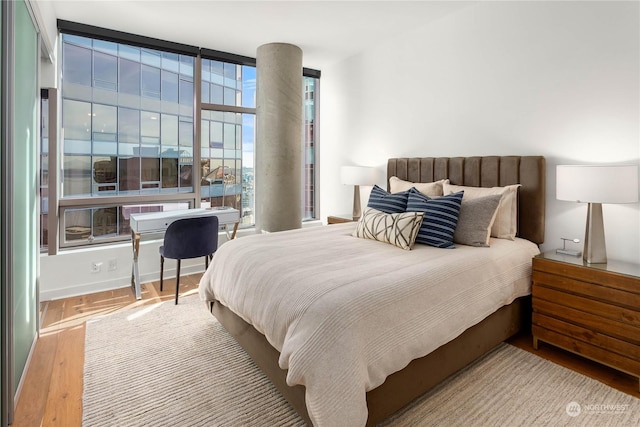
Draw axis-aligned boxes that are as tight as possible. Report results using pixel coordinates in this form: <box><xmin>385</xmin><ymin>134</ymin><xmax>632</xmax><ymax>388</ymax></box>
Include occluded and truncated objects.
<box><xmin>11</xmin><ymin>276</ymin><xmax>640</xmax><ymax>427</ymax></box>
<box><xmin>12</xmin><ymin>273</ymin><xmax>202</xmax><ymax>427</ymax></box>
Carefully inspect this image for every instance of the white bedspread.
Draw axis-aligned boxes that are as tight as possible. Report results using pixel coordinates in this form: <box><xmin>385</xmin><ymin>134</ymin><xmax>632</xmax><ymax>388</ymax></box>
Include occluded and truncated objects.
<box><xmin>199</xmin><ymin>223</ymin><xmax>540</xmax><ymax>426</ymax></box>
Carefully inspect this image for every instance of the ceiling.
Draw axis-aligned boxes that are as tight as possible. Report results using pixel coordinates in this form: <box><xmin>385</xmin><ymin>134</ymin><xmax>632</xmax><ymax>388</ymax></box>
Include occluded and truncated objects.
<box><xmin>50</xmin><ymin>1</ymin><xmax>475</xmax><ymax>70</ymax></box>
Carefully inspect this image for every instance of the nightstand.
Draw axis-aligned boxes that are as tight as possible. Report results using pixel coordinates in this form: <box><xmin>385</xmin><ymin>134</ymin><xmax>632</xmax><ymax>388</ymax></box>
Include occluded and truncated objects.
<box><xmin>532</xmin><ymin>251</ymin><xmax>640</xmax><ymax>391</ymax></box>
<box><xmin>327</xmin><ymin>214</ymin><xmax>355</xmax><ymax>224</ymax></box>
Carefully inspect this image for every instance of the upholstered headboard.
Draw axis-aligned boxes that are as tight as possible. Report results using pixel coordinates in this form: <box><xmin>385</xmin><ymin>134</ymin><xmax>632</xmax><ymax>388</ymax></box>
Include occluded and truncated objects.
<box><xmin>387</xmin><ymin>156</ymin><xmax>545</xmax><ymax>244</ymax></box>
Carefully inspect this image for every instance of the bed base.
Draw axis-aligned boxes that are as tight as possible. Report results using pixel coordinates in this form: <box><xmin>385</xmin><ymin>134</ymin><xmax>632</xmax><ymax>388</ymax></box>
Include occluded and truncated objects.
<box><xmin>211</xmin><ymin>296</ymin><xmax>530</xmax><ymax>426</ymax></box>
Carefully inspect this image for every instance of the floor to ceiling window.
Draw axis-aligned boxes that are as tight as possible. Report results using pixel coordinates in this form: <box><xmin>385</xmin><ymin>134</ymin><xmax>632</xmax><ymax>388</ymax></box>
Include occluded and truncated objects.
<box><xmin>51</xmin><ymin>22</ymin><xmax>319</xmax><ymax>251</ymax></box>
<box><xmin>200</xmin><ymin>59</ymin><xmax>255</xmax><ymax>225</ymax></box>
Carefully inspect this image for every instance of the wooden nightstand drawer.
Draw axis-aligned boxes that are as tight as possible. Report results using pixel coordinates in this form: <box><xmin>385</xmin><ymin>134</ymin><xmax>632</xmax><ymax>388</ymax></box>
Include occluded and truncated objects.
<box><xmin>533</xmin><ymin>256</ymin><xmax>640</xmax><ymax>294</ymax></box>
<box><xmin>532</xmin><ymin>298</ymin><xmax>640</xmax><ymax>345</ymax></box>
<box><xmin>532</xmin><ymin>270</ymin><xmax>640</xmax><ymax>309</ymax></box>
<box><xmin>532</xmin><ymin>313</ymin><xmax>640</xmax><ymax>358</ymax></box>
<box><xmin>532</xmin><ymin>285</ymin><xmax>640</xmax><ymax>327</ymax></box>
<box><xmin>532</xmin><ymin>325</ymin><xmax>640</xmax><ymax>377</ymax></box>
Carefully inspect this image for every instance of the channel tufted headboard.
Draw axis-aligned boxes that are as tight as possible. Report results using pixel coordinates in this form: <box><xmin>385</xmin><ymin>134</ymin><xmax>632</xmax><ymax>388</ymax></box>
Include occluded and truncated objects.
<box><xmin>387</xmin><ymin>156</ymin><xmax>546</xmax><ymax>245</ymax></box>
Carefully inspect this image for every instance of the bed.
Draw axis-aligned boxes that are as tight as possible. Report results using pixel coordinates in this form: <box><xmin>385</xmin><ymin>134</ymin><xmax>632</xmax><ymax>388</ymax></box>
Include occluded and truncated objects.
<box><xmin>199</xmin><ymin>156</ymin><xmax>546</xmax><ymax>426</ymax></box>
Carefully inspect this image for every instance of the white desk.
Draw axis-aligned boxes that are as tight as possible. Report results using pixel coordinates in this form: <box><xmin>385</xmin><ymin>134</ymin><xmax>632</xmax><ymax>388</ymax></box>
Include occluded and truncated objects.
<box><xmin>129</xmin><ymin>208</ymin><xmax>240</xmax><ymax>299</ymax></box>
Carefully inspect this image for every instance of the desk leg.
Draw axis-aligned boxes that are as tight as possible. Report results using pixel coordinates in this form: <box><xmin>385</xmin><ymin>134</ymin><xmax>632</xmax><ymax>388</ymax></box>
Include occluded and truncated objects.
<box><xmin>223</xmin><ymin>222</ymin><xmax>240</xmax><ymax>240</ymax></box>
<box><xmin>131</xmin><ymin>231</ymin><xmax>142</xmax><ymax>300</ymax></box>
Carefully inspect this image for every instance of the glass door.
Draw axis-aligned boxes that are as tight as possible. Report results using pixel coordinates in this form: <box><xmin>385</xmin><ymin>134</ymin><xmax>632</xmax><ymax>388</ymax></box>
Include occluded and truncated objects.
<box><xmin>1</xmin><ymin>1</ymin><xmax>39</xmax><ymax>424</ymax></box>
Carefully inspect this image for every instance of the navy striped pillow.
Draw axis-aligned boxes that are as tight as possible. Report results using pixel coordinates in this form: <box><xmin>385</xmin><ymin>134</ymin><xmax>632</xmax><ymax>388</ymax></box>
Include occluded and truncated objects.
<box><xmin>366</xmin><ymin>185</ymin><xmax>409</xmax><ymax>213</ymax></box>
<box><xmin>406</xmin><ymin>189</ymin><xmax>464</xmax><ymax>248</ymax></box>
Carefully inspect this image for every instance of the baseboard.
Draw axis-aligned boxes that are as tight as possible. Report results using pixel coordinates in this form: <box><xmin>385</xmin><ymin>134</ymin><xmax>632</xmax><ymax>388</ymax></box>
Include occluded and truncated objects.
<box><xmin>13</xmin><ymin>333</ymin><xmax>38</xmax><ymax>412</ymax></box>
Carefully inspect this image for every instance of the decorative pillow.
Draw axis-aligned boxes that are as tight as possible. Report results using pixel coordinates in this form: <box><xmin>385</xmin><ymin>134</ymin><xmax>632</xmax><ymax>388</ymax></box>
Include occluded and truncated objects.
<box><xmin>405</xmin><ymin>189</ymin><xmax>464</xmax><ymax>248</ymax></box>
<box><xmin>367</xmin><ymin>185</ymin><xmax>409</xmax><ymax>213</ymax></box>
<box><xmin>454</xmin><ymin>195</ymin><xmax>502</xmax><ymax>247</ymax></box>
<box><xmin>443</xmin><ymin>182</ymin><xmax>521</xmax><ymax>240</ymax></box>
<box><xmin>389</xmin><ymin>177</ymin><xmax>445</xmax><ymax>197</ymax></box>
<box><xmin>352</xmin><ymin>208</ymin><xmax>424</xmax><ymax>250</ymax></box>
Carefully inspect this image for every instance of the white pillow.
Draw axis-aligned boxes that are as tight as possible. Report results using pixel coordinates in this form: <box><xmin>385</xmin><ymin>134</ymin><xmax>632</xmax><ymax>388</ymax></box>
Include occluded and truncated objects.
<box><xmin>443</xmin><ymin>182</ymin><xmax>521</xmax><ymax>240</ymax></box>
<box><xmin>389</xmin><ymin>176</ymin><xmax>445</xmax><ymax>197</ymax></box>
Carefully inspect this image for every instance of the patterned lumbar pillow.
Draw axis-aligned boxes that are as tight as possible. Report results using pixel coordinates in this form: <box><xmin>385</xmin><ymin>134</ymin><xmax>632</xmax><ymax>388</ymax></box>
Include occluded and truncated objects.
<box><xmin>406</xmin><ymin>188</ymin><xmax>464</xmax><ymax>248</ymax></box>
<box><xmin>366</xmin><ymin>185</ymin><xmax>410</xmax><ymax>213</ymax></box>
<box><xmin>352</xmin><ymin>207</ymin><xmax>424</xmax><ymax>250</ymax></box>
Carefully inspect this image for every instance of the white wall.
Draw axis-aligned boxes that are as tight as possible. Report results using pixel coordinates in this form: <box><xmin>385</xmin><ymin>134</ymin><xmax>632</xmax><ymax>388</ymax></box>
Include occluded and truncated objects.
<box><xmin>320</xmin><ymin>1</ymin><xmax>640</xmax><ymax>264</ymax></box>
<box><xmin>40</xmin><ymin>234</ymin><xmax>230</xmax><ymax>301</ymax></box>
<box><xmin>40</xmin><ymin>226</ymin><xmax>256</xmax><ymax>301</ymax></box>
<box><xmin>30</xmin><ymin>0</ymin><xmax>57</xmax><ymax>62</ymax></box>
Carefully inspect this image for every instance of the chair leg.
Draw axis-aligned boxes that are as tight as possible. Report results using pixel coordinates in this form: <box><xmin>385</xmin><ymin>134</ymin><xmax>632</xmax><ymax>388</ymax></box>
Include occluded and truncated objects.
<box><xmin>205</xmin><ymin>255</ymin><xmax>209</xmax><ymax>270</ymax></box>
<box><xmin>175</xmin><ymin>259</ymin><xmax>181</xmax><ymax>305</ymax></box>
<box><xmin>160</xmin><ymin>255</ymin><xmax>164</xmax><ymax>291</ymax></box>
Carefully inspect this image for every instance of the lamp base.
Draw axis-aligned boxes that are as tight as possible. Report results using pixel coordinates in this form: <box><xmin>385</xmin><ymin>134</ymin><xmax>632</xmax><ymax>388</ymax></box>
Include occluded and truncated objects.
<box><xmin>584</xmin><ymin>202</ymin><xmax>607</xmax><ymax>264</ymax></box>
<box><xmin>352</xmin><ymin>185</ymin><xmax>362</xmax><ymax>220</ymax></box>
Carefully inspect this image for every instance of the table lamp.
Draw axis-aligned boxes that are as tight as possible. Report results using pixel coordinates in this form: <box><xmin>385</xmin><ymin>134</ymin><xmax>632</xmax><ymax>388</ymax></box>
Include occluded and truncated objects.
<box><xmin>556</xmin><ymin>164</ymin><xmax>639</xmax><ymax>264</ymax></box>
<box><xmin>340</xmin><ymin>166</ymin><xmax>377</xmax><ymax>220</ymax></box>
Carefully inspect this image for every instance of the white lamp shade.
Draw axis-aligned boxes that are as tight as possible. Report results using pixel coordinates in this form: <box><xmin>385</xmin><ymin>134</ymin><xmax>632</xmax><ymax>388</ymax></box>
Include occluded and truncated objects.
<box><xmin>340</xmin><ymin>166</ymin><xmax>377</xmax><ymax>186</ymax></box>
<box><xmin>556</xmin><ymin>165</ymin><xmax>639</xmax><ymax>204</ymax></box>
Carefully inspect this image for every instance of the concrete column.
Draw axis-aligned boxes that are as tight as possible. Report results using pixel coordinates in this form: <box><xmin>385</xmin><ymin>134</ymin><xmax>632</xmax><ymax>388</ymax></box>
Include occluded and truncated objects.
<box><xmin>255</xmin><ymin>43</ymin><xmax>303</xmax><ymax>232</ymax></box>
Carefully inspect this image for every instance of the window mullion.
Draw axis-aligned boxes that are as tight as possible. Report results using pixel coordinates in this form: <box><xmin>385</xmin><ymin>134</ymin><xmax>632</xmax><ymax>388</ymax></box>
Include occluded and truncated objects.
<box><xmin>193</xmin><ymin>55</ymin><xmax>202</xmax><ymax>207</ymax></box>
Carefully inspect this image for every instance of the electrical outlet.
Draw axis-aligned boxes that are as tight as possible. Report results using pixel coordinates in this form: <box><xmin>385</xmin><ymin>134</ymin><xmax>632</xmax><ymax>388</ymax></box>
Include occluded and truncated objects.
<box><xmin>108</xmin><ymin>259</ymin><xmax>117</xmax><ymax>271</ymax></box>
<box><xmin>91</xmin><ymin>261</ymin><xmax>102</xmax><ymax>273</ymax></box>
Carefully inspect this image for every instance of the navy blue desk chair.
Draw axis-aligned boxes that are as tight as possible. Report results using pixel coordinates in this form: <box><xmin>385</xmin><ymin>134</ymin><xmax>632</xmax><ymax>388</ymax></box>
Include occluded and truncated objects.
<box><xmin>159</xmin><ymin>215</ymin><xmax>219</xmax><ymax>304</ymax></box>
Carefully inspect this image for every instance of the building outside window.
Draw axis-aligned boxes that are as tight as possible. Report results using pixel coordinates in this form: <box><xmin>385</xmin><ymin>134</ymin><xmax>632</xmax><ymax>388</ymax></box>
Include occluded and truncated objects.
<box><xmin>50</xmin><ymin>29</ymin><xmax>319</xmax><ymax>251</ymax></box>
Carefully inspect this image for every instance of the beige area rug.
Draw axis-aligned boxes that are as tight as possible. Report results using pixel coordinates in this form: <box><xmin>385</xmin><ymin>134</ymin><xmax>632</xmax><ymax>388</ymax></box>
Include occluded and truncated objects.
<box><xmin>83</xmin><ymin>294</ymin><xmax>640</xmax><ymax>427</ymax></box>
